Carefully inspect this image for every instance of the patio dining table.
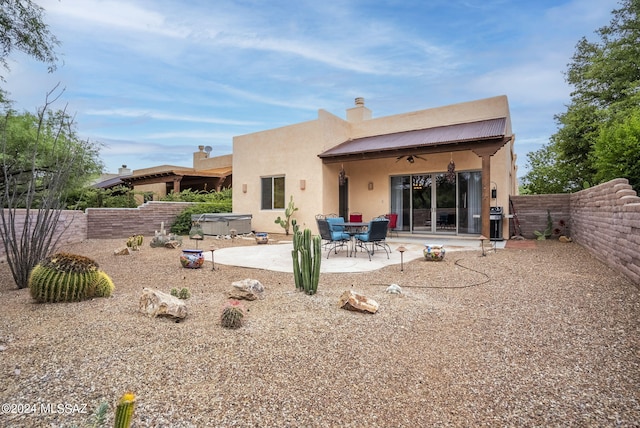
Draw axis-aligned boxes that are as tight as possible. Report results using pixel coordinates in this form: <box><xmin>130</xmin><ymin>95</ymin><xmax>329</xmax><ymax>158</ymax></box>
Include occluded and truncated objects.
<box><xmin>335</xmin><ymin>221</ymin><xmax>368</xmax><ymax>257</ymax></box>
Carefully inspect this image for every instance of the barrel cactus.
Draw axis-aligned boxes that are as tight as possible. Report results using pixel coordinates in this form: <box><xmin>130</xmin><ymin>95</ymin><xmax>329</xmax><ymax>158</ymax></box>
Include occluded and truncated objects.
<box><xmin>220</xmin><ymin>300</ymin><xmax>244</xmax><ymax>329</ymax></box>
<box><xmin>28</xmin><ymin>253</ymin><xmax>114</xmax><ymax>303</ymax></box>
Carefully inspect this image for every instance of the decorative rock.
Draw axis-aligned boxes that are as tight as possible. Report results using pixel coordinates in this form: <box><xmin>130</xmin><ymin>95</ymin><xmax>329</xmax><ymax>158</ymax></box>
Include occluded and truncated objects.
<box><xmin>385</xmin><ymin>284</ymin><xmax>402</xmax><ymax>294</ymax></box>
<box><xmin>338</xmin><ymin>290</ymin><xmax>379</xmax><ymax>314</ymax></box>
<box><xmin>164</xmin><ymin>240</ymin><xmax>180</xmax><ymax>249</ymax></box>
<box><xmin>114</xmin><ymin>247</ymin><xmax>131</xmax><ymax>256</ymax></box>
<box><xmin>229</xmin><ymin>278</ymin><xmax>265</xmax><ymax>300</ymax></box>
<box><xmin>139</xmin><ymin>288</ymin><xmax>188</xmax><ymax>320</ymax></box>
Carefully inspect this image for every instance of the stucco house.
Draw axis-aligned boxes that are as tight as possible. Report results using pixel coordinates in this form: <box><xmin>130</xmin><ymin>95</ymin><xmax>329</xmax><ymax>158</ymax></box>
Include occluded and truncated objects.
<box><xmin>232</xmin><ymin>95</ymin><xmax>516</xmax><ymax>239</ymax></box>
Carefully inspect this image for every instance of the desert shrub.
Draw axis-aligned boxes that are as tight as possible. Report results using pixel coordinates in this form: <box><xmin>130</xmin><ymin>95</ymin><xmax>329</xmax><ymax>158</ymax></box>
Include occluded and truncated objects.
<box><xmin>171</xmin><ymin>201</ymin><xmax>232</xmax><ymax>234</ymax></box>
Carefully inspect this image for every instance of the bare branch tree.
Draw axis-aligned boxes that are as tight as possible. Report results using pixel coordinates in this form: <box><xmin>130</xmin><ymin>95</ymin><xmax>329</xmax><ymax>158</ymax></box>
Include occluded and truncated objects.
<box><xmin>0</xmin><ymin>85</ymin><xmax>93</xmax><ymax>289</ymax></box>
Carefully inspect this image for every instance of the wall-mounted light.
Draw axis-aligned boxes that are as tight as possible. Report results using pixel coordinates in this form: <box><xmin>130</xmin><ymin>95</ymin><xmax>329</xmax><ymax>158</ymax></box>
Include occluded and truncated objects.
<box><xmin>300</xmin><ymin>179</ymin><xmax>306</xmax><ymax>190</ymax></box>
<box><xmin>242</xmin><ymin>184</ymin><xmax>247</xmax><ymax>193</ymax></box>
<box><xmin>368</xmin><ymin>182</ymin><xmax>374</xmax><ymax>191</ymax></box>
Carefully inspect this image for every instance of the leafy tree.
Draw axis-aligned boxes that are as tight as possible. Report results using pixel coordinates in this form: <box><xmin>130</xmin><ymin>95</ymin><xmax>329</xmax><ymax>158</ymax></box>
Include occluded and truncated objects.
<box><xmin>520</xmin><ymin>144</ymin><xmax>571</xmax><ymax>194</ymax></box>
<box><xmin>0</xmin><ymin>88</ymin><xmax>102</xmax><ymax>289</ymax></box>
<box><xmin>0</xmin><ymin>0</ymin><xmax>59</xmax><ymax>78</ymax></box>
<box><xmin>0</xmin><ymin>0</ymin><xmax>60</xmax><ymax>104</ymax></box>
<box><xmin>522</xmin><ymin>0</ymin><xmax>640</xmax><ymax>193</ymax></box>
<box><xmin>594</xmin><ymin>106</ymin><xmax>640</xmax><ymax>190</ymax></box>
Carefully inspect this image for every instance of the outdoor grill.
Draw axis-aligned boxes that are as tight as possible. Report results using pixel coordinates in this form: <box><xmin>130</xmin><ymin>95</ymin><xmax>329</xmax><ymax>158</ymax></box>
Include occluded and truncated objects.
<box><xmin>489</xmin><ymin>206</ymin><xmax>504</xmax><ymax>241</ymax></box>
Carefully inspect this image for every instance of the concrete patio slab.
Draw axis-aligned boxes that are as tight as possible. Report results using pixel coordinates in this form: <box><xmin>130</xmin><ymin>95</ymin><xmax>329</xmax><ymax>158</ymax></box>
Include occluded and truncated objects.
<box><xmin>206</xmin><ymin>236</ymin><xmax>503</xmax><ymax>273</ymax></box>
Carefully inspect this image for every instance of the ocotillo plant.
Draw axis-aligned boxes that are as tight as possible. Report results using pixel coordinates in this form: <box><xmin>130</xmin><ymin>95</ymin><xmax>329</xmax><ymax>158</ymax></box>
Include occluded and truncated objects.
<box><xmin>114</xmin><ymin>392</ymin><xmax>136</xmax><ymax>428</ymax></box>
<box><xmin>292</xmin><ymin>228</ymin><xmax>321</xmax><ymax>295</ymax></box>
<box><xmin>28</xmin><ymin>253</ymin><xmax>114</xmax><ymax>303</ymax></box>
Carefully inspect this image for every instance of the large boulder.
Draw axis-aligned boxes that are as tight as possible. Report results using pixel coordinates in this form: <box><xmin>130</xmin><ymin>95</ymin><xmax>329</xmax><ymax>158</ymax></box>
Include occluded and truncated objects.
<box><xmin>338</xmin><ymin>290</ymin><xmax>379</xmax><ymax>314</ymax></box>
<box><xmin>228</xmin><ymin>278</ymin><xmax>265</xmax><ymax>301</ymax></box>
<box><xmin>139</xmin><ymin>288</ymin><xmax>187</xmax><ymax>320</ymax></box>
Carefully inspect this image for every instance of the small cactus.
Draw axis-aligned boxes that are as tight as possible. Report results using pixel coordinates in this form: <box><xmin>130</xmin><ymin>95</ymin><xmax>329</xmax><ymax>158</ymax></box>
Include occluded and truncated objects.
<box><xmin>126</xmin><ymin>234</ymin><xmax>144</xmax><ymax>250</ymax></box>
<box><xmin>220</xmin><ymin>300</ymin><xmax>244</xmax><ymax>329</ymax></box>
<box><xmin>170</xmin><ymin>287</ymin><xmax>190</xmax><ymax>299</ymax></box>
<box><xmin>28</xmin><ymin>253</ymin><xmax>114</xmax><ymax>303</ymax></box>
<box><xmin>113</xmin><ymin>392</ymin><xmax>135</xmax><ymax>428</ymax></box>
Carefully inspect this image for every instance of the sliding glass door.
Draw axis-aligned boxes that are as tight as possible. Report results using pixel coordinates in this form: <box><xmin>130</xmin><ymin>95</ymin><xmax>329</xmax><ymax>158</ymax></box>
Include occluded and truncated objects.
<box><xmin>390</xmin><ymin>171</ymin><xmax>481</xmax><ymax>234</ymax></box>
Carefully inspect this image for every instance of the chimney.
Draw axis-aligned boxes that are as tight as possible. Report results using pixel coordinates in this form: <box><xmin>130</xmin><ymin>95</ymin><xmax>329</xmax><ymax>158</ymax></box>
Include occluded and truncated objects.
<box><xmin>118</xmin><ymin>165</ymin><xmax>131</xmax><ymax>176</ymax></box>
<box><xmin>193</xmin><ymin>145</ymin><xmax>208</xmax><ymax>168</ymax></box>
<box><xmin>346</xmin><ymin>97</ymin><xmax>371</xmax><ymax>122</ymax></box>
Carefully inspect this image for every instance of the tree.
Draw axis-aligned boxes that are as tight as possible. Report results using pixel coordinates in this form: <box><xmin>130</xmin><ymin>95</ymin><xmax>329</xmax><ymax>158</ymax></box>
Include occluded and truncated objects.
<box><xmin>522</xmin><ymin>0</ymin><xmax>640</xmax><ymax>193</ymax></box>
<box><xmin>0</xmin><ymin>0</ymin><xmax>59</xmax><ymax>79</ymax></box>
<box><xmin>0</xmin><ymin>87</ymin><xmax>103</xmax><ymax>289</ymax></box>
<box><xmin>594</xmin><ymin>105</ymin><xmax>640</xmax><ymax>190</ymax></box>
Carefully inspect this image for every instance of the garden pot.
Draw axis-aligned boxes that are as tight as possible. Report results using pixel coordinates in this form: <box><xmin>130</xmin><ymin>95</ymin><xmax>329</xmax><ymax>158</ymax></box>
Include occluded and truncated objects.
<box><xmin>255</xmin><ymin>233</ymin><xmax>269</xmax><ymax>244</ymax></box>
<box><xmin>180</xmin><ymin>249</ymin><xmax>204</xmax><ymax>268</ymax></box>
<box><xmin>424</xmin><ymin>244</ymin><xmax>445</xmax><ymax>261</ymax></box>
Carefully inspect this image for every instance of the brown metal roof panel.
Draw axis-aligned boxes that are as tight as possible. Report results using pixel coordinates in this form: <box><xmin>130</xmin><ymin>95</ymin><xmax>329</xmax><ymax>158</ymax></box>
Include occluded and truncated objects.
<box><xmin>320</xmin><ymin>117</ymin><xmax>507</xmax><ymax>157</ymax></box>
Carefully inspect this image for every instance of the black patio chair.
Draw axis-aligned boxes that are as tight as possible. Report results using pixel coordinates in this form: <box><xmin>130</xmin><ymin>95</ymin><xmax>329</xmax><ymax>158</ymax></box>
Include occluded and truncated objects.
<box><xmin>316</xmin><ymin>216</ymin><xmax>350</xmax><ymax>258</ymax></box>
<box><xmin>355</xmin><ymin>218</ymin><xmax>390</xmax><ymax>261</ymax></box>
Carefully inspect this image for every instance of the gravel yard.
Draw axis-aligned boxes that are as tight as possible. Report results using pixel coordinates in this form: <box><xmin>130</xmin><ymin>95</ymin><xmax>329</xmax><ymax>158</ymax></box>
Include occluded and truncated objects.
<box><xmin>0</xmin><ymin>236</ymin><xmax>638</xmax><ymax>427</ymax></box>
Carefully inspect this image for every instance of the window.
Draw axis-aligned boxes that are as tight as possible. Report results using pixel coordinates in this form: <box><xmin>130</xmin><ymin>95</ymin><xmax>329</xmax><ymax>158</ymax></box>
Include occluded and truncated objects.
<box><xmin>261</xmin><ymin>176</ymin><xmax>285</xmax><ymax>209</ymax></box>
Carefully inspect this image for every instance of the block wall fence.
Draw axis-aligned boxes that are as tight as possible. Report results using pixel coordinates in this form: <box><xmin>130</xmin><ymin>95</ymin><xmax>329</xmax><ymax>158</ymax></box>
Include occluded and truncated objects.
<box><xmin>0</xmin><ymin>202</ymin><xmax>192</xmax><ymax>262</ymax></box>
<box><xmin>1</xmin><ymin>181</ymin><xmax>639</xmax><ymax>285</ymax></box>
<box><xmin>511</xmin><ymin>178</ymin><xmax>640</xmax><ymax>285</ymax></box>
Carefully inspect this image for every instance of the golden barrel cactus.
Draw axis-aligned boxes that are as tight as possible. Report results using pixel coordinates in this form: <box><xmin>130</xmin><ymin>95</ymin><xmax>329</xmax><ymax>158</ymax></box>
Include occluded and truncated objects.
<box><xmin>28</xmin><ymin>253</ymin><xmax>114</xmax><ymax>303</ymax></box>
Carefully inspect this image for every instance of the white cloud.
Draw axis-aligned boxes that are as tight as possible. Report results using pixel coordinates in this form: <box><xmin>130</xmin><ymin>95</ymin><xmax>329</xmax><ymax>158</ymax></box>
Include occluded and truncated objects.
<box><xmin>84</xmin><ymin>108</ymin><xmax>262</xmax><ymax>126</ymax></box>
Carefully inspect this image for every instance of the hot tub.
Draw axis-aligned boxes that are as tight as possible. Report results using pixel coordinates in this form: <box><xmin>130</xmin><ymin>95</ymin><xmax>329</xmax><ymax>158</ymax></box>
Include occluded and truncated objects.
<box><xmin>191</xmin><ymin>213</ymin><xmax>252</xmax><ymax>236</ymax></box>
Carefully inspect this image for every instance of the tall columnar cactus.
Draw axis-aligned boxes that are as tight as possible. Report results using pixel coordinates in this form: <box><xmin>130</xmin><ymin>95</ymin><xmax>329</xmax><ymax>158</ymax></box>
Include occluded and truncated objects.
<box><xmin>114</xmin><ymin>392</ymin><xmax>136</xmax><ymax>428</ymax></box>
<box><xmin>28</xmin><ymin>253</ymin><xmax>114</xmax><ymax>303</ymax></box>
<box><xmin>292</xmin><ymin>228</ymin><xmax>321</xmax><ymax>295</ymax></box>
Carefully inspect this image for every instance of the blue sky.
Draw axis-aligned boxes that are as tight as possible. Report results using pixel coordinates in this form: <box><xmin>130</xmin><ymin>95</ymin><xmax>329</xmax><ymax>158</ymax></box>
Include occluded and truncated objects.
<box><xmin>4</xmin><ymin>0</ymin><xmax>620</xmax><ymax>177</ymax></box>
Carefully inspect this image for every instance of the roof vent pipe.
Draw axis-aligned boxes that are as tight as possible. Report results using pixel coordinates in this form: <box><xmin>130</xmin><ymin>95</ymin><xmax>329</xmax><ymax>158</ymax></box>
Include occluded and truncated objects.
<box><xmin>355</xmin><ymin>97</ymin><xmax>364</xmax><ymax>106</ymax></box>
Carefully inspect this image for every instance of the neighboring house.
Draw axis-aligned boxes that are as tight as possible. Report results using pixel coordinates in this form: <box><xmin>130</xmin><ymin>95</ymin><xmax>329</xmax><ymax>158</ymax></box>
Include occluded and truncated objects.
<box><xmin>92</xmin><ymin>165</ymin><xmax>133</xmax><ymax>189</ymax></box>
<box><xmin>120</xmin><ymin>147</ymin><xmax>232</xmax><ymax>204</ymax></box>
<box><xmin>232</xmin><ymin>95</ymin><xmax>516</xmax><ymax>239</ymax></box>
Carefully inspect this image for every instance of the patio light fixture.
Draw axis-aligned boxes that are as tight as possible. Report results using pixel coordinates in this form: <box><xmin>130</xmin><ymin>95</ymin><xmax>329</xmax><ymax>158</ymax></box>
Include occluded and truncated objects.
<box><xmin>397</xmin><ymin>245</ymin><xmax>406</xmax><ymax>271</ymax></box>
<box><xmin>368</xmin><ymin>182</ymin><xmax>373</xmax><ymax>190</ymax></box>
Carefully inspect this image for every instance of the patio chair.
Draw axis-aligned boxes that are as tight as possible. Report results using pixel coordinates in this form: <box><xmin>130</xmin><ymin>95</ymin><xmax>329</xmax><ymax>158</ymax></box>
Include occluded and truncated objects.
<box><xmin>355</xmin><ymin>218</ymin><xmax>391</xmax><ymax>261</ymax></box>
<box><xmin>385</xmin><ymin>213</ymin><xmax>398</xmax><ymax>237</ymax></box>
<box><xmin>316</xmin><ymin>216</ymin><xmax>350</xmax><ymax>258</ymax></box>
<box><xmin>349</xmin><ymin>212</ymin><xmax>363</xmax><ymax>222</ymax></box>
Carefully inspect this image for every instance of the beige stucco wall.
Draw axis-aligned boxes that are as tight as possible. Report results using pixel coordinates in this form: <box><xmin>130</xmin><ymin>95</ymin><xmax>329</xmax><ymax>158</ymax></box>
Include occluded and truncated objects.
<box><xmin>233</xmin><ymin>110</ymin><xmax>351</xmax><ymax>233</ymax></box>
<box><xmin>134</xmin><ymin>183</ymin><xmax>166</xmax><ymax>204</ymax></box>
<box><xmin>233</xmin><ymin>96</ymin><xmax>516</xmax><ymax>237</ymax></box>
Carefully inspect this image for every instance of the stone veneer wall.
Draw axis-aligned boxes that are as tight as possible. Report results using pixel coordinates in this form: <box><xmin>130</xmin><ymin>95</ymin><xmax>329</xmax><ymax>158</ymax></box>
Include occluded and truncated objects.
<box><xmin>569</xmin><ymin>179</ymin><xmax>640</xmax><ymax>285</ymax></box>
<box><xmin>85</xmin><ymin>201</ymin><xmax>193</xmax><ymax>239</ymax></box>
<box><xmin>511</xmin><ymin>178</ymin><xmax>640</xmax><ymax>285</ymax></box>
<box><xmin>0</xmin><ymin>209</ymin><xmax>87</xmax><ymax>262</ymax></box>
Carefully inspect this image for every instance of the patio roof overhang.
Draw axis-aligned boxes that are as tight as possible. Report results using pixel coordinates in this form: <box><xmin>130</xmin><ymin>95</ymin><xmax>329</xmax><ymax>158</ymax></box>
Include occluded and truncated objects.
<box><xmin>318</xmin><ymin>117</ymin><xmax>510</xmax><ymax>163</ymax></box>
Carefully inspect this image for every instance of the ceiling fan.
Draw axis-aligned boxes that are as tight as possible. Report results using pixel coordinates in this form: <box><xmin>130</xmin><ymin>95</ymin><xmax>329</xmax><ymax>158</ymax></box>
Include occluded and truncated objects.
<box><xmin>396</xmin><ymin>154</ymin><xmax>426</xmax><ymax>164</ymax></box>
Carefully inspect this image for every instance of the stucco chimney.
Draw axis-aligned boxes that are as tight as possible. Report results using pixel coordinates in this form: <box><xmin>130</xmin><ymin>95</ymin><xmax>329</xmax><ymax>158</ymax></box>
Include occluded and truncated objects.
<box><xmin>118</xmin><ymin>165</ymin><xmax>131</xmax><ymax>176</ymax></box>
<box><xmin>347</xmin><ymin>97</ymin><xmax>371</xmax><ymax>122</ymax></box>
<box><xmin>193</xmin><ymin>146</ymin><xmax>207</xmax><ymax>167</ymax></box>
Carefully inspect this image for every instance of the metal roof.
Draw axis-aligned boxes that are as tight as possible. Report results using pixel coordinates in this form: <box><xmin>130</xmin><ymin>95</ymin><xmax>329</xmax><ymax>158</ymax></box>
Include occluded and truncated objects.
<box><xmin>319</xmin><ymin>117</ymin><xmax>507</xmax><ymax>159</ymax></box>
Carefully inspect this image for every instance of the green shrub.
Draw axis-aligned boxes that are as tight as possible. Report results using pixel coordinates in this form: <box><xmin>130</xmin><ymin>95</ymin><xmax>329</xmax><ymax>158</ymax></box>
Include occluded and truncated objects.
<box><xmin>171</xmin><ymin>201</ymin><xmax>232</xmax><ymax>234</ymax></box>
